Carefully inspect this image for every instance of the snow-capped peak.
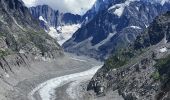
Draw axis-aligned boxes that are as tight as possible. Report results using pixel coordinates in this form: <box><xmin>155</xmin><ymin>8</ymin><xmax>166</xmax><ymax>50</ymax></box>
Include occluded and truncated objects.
<box><xmin>148</xmin><ymin>0</ymin><xmax>170</xmax><ymax>5</ymax></box>
<box><xmin>108</xmin><ymin>0</ymin><xmax>139</xmax><ymax>17</ymax></box>
<box><xmin>159</xmin><ymin>0</ymin><xmax>170</xmax><ymax>5</ymax></box>
<box><xmin>108</xmin><ymin>0</ymin><xmax>169</xmax><ymax>17</ymax></box>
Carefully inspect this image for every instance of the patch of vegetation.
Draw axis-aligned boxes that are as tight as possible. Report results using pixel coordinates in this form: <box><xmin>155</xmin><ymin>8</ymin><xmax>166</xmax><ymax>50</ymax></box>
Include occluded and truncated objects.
<box><xmin>0</xmin><ymin>33</ymin><xmax>5</xmax><ymax>37</ymax></box>
<box><xmin>151</xmin><ymin>71</ymin><xmax>160</xmax><ymax>80</ymax></box>
<box><xmin>105</xmin><ymin>55</ymin><xmax>127</xmax><ymax>69</ymax></box>
<box><xmin>0</xmin><ymin>49</ymin><xmax>10</xmax><ymax>58</ymax></box>
<box><xmin>28</xmin><ymin>31</ymin><xmax>49</xmax><ymax>52</ymax></box>
<box><xmin>105</xmin><ymin>48</ymin><xmax>135</xmax><ymax>69</ymax></box>
<box><xmin>154</xmin><ymin>55</ymin><xmax>170</xmax><ymax>69</ymax></box>
<box><xmin>154</xmin><ymin>55</ymin><xmax>170</xmax><ymax>81</ymax></box>
<box><xmin>25</xmin><ymin>30</ymin><xmax>58</xmax><ymax>54</ymax></box>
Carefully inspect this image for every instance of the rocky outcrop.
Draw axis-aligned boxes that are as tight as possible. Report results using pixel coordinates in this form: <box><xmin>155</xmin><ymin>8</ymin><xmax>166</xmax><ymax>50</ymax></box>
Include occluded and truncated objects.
<box><xmin>87</xmin><ymin>11</ymin><xmax>170</xmax><ymax>100</ymax></box>
<box><xmin>63</xmin><ymin>0</ymin><xmax>170</xmax><ymax>60</ymax></box>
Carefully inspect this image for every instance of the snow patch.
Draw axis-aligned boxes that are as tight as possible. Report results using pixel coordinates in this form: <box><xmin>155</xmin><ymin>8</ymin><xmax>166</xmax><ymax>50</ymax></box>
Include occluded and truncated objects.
<box><xmin>108</xmin><ymin>0</ymin><xmax>140</xmax><ymax>17</ymax></box>
<box><xmin>159</xmin><ymin>0</ymin><xmax>170</xmax><ymax>5</ymax></box>
<box><xmin>19</xmin><ymin>49</ymin><xmax>25</xmax><ymax>54</ymax></box>
<box><xmin>159</xmin><ymin>47</ymin><xmax>167</xmax><ymax>53</ymax></box>
<box><xmin>48</xmin><ymin>27</ymin><xmax>59</xmax><ymax>39</ymax></box>
<box><xmin>145</xmin><ymin>24</ymin><xmax>149</xmax><ymax>28</ymax></box>
<box><xmin>108</xmin><ymin>4</ymin><xmax>125</xmax><ymax>17</ymax></box>
<box><xmin>39</xmin><ymin>16</ymin><xmax>47</xmax><ymax>23</ymax></box>
<box><xmin>136</xmin><ymin>6</ymin><xmax>139</xmax><ymax>11</ymax></box>
<box><xmin>130</xmin><ymin>26</ymin><xmax>142</xmax><ymax>29</ymax></box>
<box><xmin>5</xmin><ymin>73</ymin><xmax>9</xmax><ymax>78</ymax></box>
<box><xmin>57</xmin><ymin>24</ymin><xmax>81</xmax><ymax>45</ymax></box>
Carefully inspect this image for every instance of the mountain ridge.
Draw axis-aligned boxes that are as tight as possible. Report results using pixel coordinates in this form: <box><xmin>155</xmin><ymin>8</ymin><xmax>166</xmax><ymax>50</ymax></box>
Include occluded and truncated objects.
<box><xmin>63</xmin><ymin>0</ymin><xmax>170</xmax><ymax>60</ymax></box>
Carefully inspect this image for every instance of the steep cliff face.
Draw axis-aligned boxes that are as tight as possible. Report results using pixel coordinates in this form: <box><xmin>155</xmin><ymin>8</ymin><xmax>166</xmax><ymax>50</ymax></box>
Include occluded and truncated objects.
<box><xmin>29</xmin><ymin>5</ymin><xmax>82</xmax><ymax>28</ymax></box>
<box><xmin>82</xmin><ymin>0</ymin><xmax>127</xmax><ymax>23</ymax></box>
<box><xmin>82</xmin><ymin>0</ymin><xmax>114</xmax><ymax>23</ymax></box>
<box><xmin>63</xmin><ymin>0</ymin><xmax>170</xmax><ymax>60</ymax></box>
<box><xmin>87</xmin><ymin>11</ymin><xmax>170</xmax><ymax>100</ymax></box>
<box><xmin>0</xmin><ymin>0</ymin><xmax>63</xmax><ymax>73</ymax></box>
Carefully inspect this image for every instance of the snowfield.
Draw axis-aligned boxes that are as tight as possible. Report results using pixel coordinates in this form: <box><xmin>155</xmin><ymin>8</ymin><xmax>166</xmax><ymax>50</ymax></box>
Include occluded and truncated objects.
<box><xmin>159</xmin><ymin>47</ymin><xmax>167</xmax><ymax>53</ymax></box>
<box><xmin>37</xmin><ymin>15</ymin><xmax>81</xmax><ymax>46</ymax></box>
<box><xmin>108</xmin><ymin>0</ymin><xmax>139</xmax><ymax>17</ymax></box>
<box><xmin>39</xmin><ymin>16</ymin><xmax>47</xmax><ymax>23</ymax></box>
<box><xmin>28</xmin><ymin>63</ymin><xmax>102</xmax><ymax>100</ymax></box>
<box><xmin>48</xmin><ymin>24</ymin><xmax>81</xmax><ymax>46</ymax></box>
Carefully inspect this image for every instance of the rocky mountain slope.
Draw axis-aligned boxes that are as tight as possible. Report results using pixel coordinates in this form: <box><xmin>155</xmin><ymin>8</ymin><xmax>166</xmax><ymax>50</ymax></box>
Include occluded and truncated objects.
<box><xmin>63</xmin><ymin>0</ymin><xmax>170</xmax><ymax>60</ymax></box>
<box><xmin>87</xmin><ymin>11</ymin><xmax>170</xmax><ymax>100</ymax></box>
<box><xmin>0</xmin><ymin>0</ymin><xmax>64</xmax><ymax>99</ymax></box>
<box><xmin>29</xmin><ymin>5</ymin><xmax>82</xmax><ymax>45</ymax></box>
<box><xmin>82</xmin><ymin>0</ymin><xmax>114</xmax><ymax>24</ymax></box>
<box><xmin>0</xmin><ymin>0</ymin><xmax>63</xmax><ymax>73</ymax></box>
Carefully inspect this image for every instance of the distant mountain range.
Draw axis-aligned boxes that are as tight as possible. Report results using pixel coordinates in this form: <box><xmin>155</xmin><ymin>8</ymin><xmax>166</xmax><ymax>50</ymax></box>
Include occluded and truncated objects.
<box><xmin>29</xmin><ymin>5</ymin><xmax>82</xmax><ymax>45</ymax></box>
<box><xmin>29</xmin><ymin>5</ymin><xmax>82</xmax><ymax>28</ymax></box>
<box><xmin>63</xmin><ymin>0</ymin><xmax>170</xmax><ymax>60</ymax></box>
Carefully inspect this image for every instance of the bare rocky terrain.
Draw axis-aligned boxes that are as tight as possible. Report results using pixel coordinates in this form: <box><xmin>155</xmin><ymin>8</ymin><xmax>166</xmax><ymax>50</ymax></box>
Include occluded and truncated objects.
<box><xmin>55</xmin><ymin>80</ymin><xmax>123</xmax><ymax>100</ymax></box>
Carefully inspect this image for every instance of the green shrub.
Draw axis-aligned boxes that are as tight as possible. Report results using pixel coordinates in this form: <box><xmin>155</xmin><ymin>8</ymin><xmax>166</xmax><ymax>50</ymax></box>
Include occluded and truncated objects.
<box><xmin>154</xmin><ymin>55</ymin><xmax>170</xmax><ymax>69</ymax></box>
<box><xmin>105</xmin><ymin>49</ymin><xmax>133</xmax><ymax>69</ymax></box>
<box><xmin>0</xmin><ymin>33</ymin><xmax>5</xmax><ymax>37</ymax></box>
<box><xmin>151</xmin><ymin>71</ymin><xmax>160</xmax><ymax>80</ymax></box>
<box><xmin>0</xmin><ymin>49</ymin><xmax>10</xmax><ymax>57</ymax></box>
<box><xmin>154</xmin><ymin>55</ymin><xmax>170</xmax><ymax>81</ymax></box>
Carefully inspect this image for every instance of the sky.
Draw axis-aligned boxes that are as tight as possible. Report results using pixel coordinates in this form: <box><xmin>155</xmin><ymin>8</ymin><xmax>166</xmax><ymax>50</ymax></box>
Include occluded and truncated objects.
<box><xmin>22</xmin><ymin>0</ymin><xmax>96</xmax><ymax>15</ymax></box>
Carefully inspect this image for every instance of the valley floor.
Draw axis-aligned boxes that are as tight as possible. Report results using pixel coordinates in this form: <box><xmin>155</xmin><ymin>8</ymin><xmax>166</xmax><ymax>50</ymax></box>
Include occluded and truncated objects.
<box><xmin>0</xmin><ymin>53</ymin><xmax>123</xmax><ymax>100</ymax></box>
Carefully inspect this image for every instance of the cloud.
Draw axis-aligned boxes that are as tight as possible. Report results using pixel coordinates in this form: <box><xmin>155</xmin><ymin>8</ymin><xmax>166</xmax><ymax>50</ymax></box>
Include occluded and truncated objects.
<box><xmin>22</xmin><ymin>0</ymin><xmax>96</xmax><ymax>15</ymax></box>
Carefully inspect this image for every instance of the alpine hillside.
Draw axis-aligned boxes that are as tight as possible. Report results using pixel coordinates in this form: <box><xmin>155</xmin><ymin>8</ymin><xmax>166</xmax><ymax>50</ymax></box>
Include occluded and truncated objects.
<box><xmin>87</xmin><ymin>11</ymin><xmax>170</xmax><ymax>100</ymax></box>
<box><xmin>0</xmin><ymin>0</ymin><xmax>63</xmax><ymax>62</ymax></box>
<box><xmin>0</xmin><ymin>0</ymin><xmax>64</xmax><ymax>99</ymax></box>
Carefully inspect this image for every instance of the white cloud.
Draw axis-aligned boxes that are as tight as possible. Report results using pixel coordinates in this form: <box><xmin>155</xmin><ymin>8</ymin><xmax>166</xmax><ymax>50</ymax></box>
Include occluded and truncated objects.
<box><xmin>22</xmin><ymin>0</ymin><xmax>96</xmax><ymax>15</ymax></box>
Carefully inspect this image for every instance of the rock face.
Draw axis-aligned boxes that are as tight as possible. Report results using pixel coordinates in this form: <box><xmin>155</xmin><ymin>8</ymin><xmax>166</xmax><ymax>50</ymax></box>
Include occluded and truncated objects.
<box><xmin>82</xmin><ymin>0</ymin><xmax>114</xmax><ymax>23</ymax></box>
<box><xmin>0</xmin><ymin>0</ymin><xmax>63</xmax><ymax>73</ymax></box>
<box><xmin>87</xmin><ymin>11</ymin><xmax>170</xmax><ymax>100</ymax></box>
<box><xmin>29</xmin><ymin>5</ymin><xmax>82</xmax><ymax>30</ymax></box>
<box><xmin>63</xmin><ymin>0</ymin><xmax>170</xmax><ymax>60</ymax></box>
